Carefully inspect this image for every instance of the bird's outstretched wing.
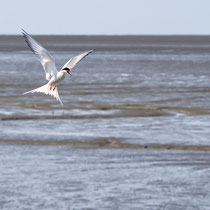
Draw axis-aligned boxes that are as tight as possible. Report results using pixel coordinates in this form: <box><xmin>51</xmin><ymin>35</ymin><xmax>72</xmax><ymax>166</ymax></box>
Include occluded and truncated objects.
<box><xmin>22</xmin><ymin>29</ymin><xmax>58</xmax><ymax>81</ymax></box>
<box><xmin>61</xmin><ymin>50</ymin><xmax>93</xmax><ymax>70</ymax></box>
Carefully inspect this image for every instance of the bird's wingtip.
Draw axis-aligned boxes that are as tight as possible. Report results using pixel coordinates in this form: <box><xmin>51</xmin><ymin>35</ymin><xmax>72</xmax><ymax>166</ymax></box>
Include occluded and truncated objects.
<box><xmin>21</xmin><ymin>28</ymin><xmax>26</xmax><ymax>33</ymax></box>
<box><xmin>87</xmin><ymin>49</ymin><xmax>94</xmax><ymax>54</ymax></box>
<box><xmin>21</xmin><ymin>29</ymin><xmax>29</xmax><ymax>36</ymax></box>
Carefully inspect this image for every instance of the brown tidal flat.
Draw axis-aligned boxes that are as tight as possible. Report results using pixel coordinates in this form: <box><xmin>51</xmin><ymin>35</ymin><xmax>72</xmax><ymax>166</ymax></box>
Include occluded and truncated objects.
<box><xmin>1</xmin><ymin>104</ymin><xmax>210</xmax><ymax>121</ymax></box>
<box><xmin>1</xmin><ymin>138</ymin><xmax>210</xmax><ymax>151</ymax></box>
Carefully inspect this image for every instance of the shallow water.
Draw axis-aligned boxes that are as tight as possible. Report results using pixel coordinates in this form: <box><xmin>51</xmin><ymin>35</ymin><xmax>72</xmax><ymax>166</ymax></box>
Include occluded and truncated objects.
<box><xmin>1</xmin><ymin>145</ymin><xmax>210</xmax><ymax>210</ymax></box>
<box><xmin>1</xmin><ymin>42</ymin><xmax>210</xmax><ymax>145</ymax></box>
<box><xmin>1</xmin><ymin>36</ymin><xmax>210</xmax><ymax>209</ymax></box>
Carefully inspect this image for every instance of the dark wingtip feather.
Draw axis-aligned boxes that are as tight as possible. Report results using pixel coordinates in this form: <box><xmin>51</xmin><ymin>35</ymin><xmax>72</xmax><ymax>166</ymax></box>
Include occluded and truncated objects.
<box><xmin>84</xmin><ymin>49</ymin><xmax>94</xmax><ymax>58</ymax></box>
<box><xmin>87</xmin><ymin>49</ymin><xmax>94</xmax><ymax>55</ymax></box>
<box><xmin>21</xmin><ymin>30</ymin><xmax>38</xmax><ymax>57</ymax></box>
<box><xmin>21</xmin><ymin>29</ymin><xmax>28</xmax><ymax>37</ymax></box>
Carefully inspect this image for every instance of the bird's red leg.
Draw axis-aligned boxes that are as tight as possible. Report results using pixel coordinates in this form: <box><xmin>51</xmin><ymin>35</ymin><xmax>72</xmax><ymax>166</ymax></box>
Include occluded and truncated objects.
<box><xmin>50</xmin><ymin>85</ymin><xmax>52</xmax><ymax>90</ymax></box>
<box><xmin>53</xmin><ymin>86</ymin><xmax>56</xmax><ymax>91</ymax></box>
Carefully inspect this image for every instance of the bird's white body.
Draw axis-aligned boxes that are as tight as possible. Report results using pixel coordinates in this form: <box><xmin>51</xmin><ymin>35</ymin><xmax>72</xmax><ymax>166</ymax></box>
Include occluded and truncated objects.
<box><xmin>49</xmin><ymin>71</ymin><xmax>66</xmax><ymax>86</ymax></box>
<box><xmin>22</xmin><ymin>29</ymin><xmax>93</xmax><ymax>105</ymax></box>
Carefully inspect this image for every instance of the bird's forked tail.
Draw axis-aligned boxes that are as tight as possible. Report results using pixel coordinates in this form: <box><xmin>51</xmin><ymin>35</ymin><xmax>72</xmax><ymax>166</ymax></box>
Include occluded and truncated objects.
<box><xmin>23</xmin><ymin>84</ymin><xmax>63</xmax><ymax>105</ymax></box>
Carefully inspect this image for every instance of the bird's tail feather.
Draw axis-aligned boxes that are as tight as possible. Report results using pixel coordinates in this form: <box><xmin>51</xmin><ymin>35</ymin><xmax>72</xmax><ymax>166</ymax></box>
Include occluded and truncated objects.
<box><xmin>23</xmin><ymin>84</ymin><xmax>63</xmax><ymax>105</ymax></box>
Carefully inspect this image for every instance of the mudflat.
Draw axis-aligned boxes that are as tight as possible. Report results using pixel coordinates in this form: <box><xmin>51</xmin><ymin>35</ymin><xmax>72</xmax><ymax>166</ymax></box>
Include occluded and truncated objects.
<box><xmin>1</xmin><ymin>35</ymin><xmax>210</xmax><ymax>209</ymax></box>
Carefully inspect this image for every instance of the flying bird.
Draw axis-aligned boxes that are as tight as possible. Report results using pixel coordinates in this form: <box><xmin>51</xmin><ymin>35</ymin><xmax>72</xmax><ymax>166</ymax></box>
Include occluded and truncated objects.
<box><xmin>22</xmin><ymin>29</ymin><xmax>93</xmax><ymax>105</ymax></box>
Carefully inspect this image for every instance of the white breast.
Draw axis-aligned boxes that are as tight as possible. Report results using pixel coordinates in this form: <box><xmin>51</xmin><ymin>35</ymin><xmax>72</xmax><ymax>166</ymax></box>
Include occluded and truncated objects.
<box><xmin>49</xmin><ymin>72</ymin><xmax>66</xmax><ymax>86</ymax></box>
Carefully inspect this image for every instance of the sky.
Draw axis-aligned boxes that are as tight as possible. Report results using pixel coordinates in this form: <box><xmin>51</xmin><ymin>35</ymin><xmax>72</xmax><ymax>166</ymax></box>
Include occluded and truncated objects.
<box><xmin>0</xmin><ymin>0</ymin><xmax>210</xmax><ymax>35</ymax></box>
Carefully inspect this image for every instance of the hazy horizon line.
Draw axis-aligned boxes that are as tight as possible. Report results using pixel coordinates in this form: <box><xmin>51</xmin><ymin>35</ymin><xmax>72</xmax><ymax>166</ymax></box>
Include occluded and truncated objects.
<box><xmin>0</xmin><ymin>33</ymin><xmax>210</xmax><ymax>36</ymax></box>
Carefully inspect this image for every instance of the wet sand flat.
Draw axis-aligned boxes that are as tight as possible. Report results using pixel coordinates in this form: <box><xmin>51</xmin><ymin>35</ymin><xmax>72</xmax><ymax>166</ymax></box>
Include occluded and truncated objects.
<box><xmin>2</xmin><ymin>138</ymin><xmax>210</xmax><ymax>151</ymax></box>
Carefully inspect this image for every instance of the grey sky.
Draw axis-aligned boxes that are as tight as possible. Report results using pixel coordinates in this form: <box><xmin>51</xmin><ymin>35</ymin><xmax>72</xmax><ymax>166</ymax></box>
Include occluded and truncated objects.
<box><xmin>1</xmin><ymin>0</ymin><xmax>210</xmax><ymax>35</ymax></box>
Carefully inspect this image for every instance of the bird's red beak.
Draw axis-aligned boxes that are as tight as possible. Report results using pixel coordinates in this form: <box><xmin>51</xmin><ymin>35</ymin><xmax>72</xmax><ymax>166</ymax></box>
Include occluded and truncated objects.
<box><xmin>67</xmin><ymin>70</ymin><xmax>72</xmax><ymax>76</ymax></box>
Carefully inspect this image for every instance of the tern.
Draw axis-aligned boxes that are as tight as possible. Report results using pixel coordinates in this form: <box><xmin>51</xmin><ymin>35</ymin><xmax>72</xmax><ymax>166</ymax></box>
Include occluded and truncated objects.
<box><xmin>22</xmin><ymin>29</ymin><xmax>93</xmax><ymax>105</ymax></box>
